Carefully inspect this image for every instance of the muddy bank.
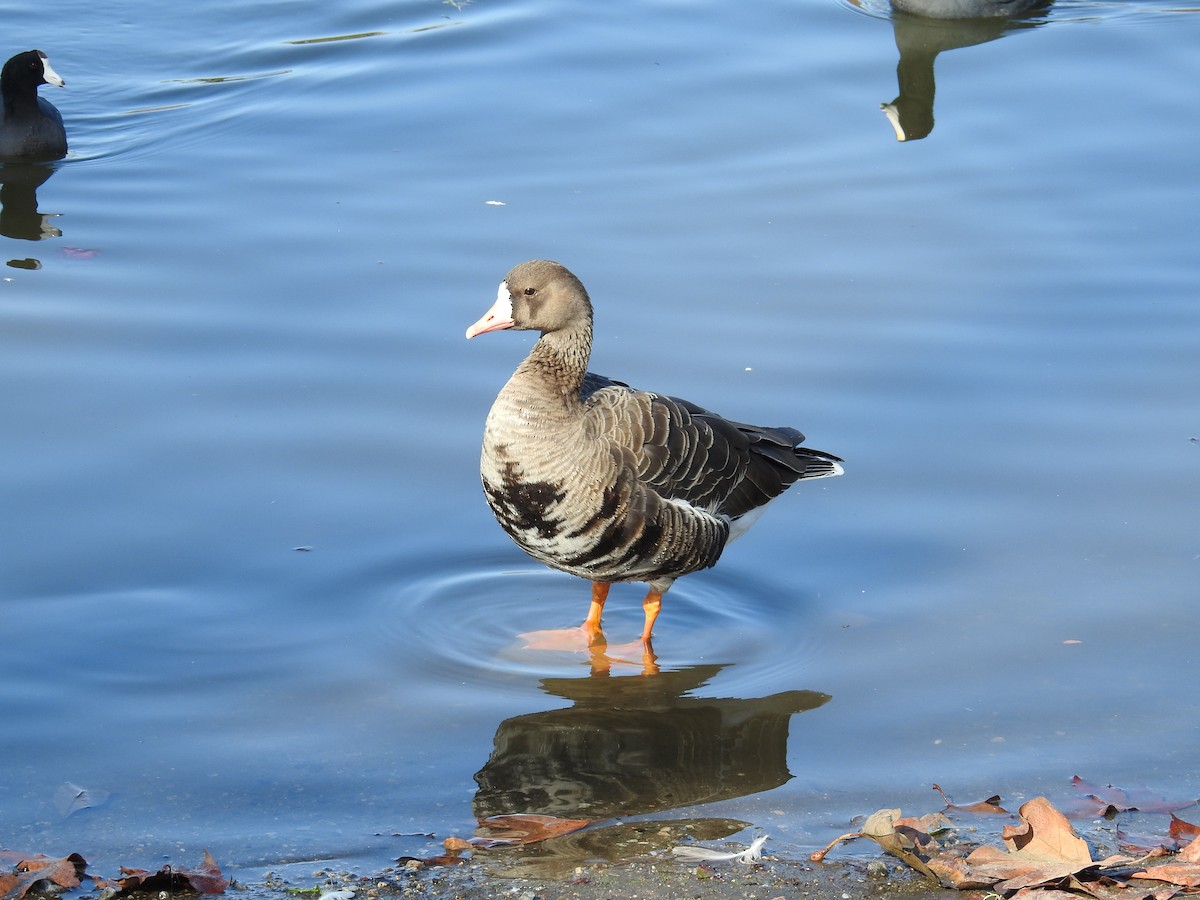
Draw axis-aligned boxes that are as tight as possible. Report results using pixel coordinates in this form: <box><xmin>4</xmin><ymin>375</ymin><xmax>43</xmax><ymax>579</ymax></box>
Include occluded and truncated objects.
<box><xmin>250</xmin><ymin>852</ymin><xmax>944</xmax><ymax>900</ymax></box>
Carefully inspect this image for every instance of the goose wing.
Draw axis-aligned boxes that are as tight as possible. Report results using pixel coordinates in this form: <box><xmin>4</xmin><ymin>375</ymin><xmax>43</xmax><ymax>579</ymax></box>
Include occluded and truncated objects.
<box><xmin>581</xmin><ymin>373</ymin><xmax>841</xmax><ymax>521</ymax></box>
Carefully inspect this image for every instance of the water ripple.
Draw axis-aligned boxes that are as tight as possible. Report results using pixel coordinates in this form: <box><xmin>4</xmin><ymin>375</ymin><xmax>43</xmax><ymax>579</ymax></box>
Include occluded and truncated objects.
<box><xmin>366</xmin><ymin>548</ymin><xmax>832</xmax><ymax>698</ymax></box>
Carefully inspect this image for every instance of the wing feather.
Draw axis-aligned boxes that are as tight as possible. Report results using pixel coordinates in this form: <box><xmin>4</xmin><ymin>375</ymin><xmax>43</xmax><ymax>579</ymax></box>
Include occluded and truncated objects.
<box><xmin>581</xmin><ymin>372</ymin><xmax>841</xmax><ymax>522</ymax></box>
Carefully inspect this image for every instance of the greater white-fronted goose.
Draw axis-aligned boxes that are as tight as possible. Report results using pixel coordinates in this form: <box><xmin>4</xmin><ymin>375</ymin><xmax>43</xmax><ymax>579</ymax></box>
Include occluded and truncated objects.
<box><xmin>0</xmin><ymin>50</ymin><xmax>67</xmax><ymax>161</ymax></box>
<box><xmin>890</xmin><ymin>0</ymin><xmax>1047</xmax><ymax>17</ymax></box>
<box><xmin>465</xmin><ymin>260</ymin><xmax>843</xmax><ymax>644</ymax></box>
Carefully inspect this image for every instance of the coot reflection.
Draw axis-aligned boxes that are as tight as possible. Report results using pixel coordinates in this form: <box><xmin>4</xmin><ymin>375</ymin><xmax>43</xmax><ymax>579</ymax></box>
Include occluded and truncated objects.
<box><xmin>882</xmin><ymin>6</ymin><xmax>1049</xmax><ymax>141</ymax></box>
<box><xmin>0</xmin><ymin>163</ymin><xmax>60</xmax><ymax>243</ymax></box>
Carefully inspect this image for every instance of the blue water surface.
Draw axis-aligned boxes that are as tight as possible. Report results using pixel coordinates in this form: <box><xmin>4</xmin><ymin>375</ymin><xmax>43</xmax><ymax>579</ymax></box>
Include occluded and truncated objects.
<box><xmin>0</xmin><ymin>0</ymin><xmax>1197</xmax><ymax>882</ymax></box>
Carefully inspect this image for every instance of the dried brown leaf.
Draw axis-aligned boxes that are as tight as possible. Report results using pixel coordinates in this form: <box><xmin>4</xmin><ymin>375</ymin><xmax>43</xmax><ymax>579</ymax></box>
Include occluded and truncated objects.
<box><xmin>926</xmin><ymin>849</ymin><xmax>1000</xmax><ymax>890</ymax></box>
<box><xmin>895</xmin><ymin>812</ymin><xmax>953</xmax><ymax>837</ymax></box>
<box><xmin>854</xmin><ymin>808</ymin><xmax>941</xmax><ymax>883</ymax></box>
<box><xmin>893</xmin><ymin>824</ymin><xmax>941</xmax><ymax>855</ymax></box>
<box><xmin>1129</xmin><ymin>863</ymin><xmax>1200</xmax><ymax>888</ymax></box>
<box><xmin>1116</xmin><ymin>823</ymin><xmax>1178</xmax><ymax>855</ymax></box>
<box><xmin>1180</xmin><ymin>834</ymin><xmax>1200</xmax><ymax>864</ymax></box>
<box><xmin>961</xmin><ymin>843</ymin><xmax>1075</xmax><ymax>887</ymax></box>
<box><xmin>0</xmin><ymin>853</ymin><xmax>87</xmax><ymax>900</ymax></box>
<box><xmin>954</xmin><ymin>797</ymin><xmax>1009</xmax><ymax>815</ymax></box>
<box><xmin>808</xmin><ymin>809</ymin><xmax>943</xmax><ymax>882</ymax></box>
<box><xmin>813</xmin><ymin>793</ymin><xmax>1200</xmax><ymax>896</ymax></box>
<box><xmin>995</xmin><ymin>867</ymin><xmax>1082</xmax><ymax>894</ymax></box>
<box><xmin>177</xmin><ymin>849</ymin><xmax>227</xmax><ymax>895</ymax></box>
<box><xmin>860</xmin><ymin>808</ymin><xmax>902</xmax><ymax>838</ymax></box>
<box><xmin>809</xmin><ymin>830</ymin><xmax>862</xmax><ymax>862</ymax></box>
<box><xmin>1002</xmin><ymin>797</ymin><xmax>1093</xmax><ymax>868</ymax></box>
<box><xmin>1055</xmin><ymin>873</ymin><xmax>1135</xmax><ymax>900</ymax></box>
<box><xmin>1172</xmin><ymin>817</ymin><xmax>1200</xmax><ymax>847</ymax></box>
<box><xmin>933</xmin><ymin>800</ymin><xmax>1098</xmax><ymax>893</ymax></box>
<box><xmin>109</xmin><ymin>850</ymin><xmax>227</xmax><ymax>895</ymax></box>
<box><xmin>14</xmin><ymin>854</ymin><xmax>86</xmax><ymax>888</ymax></box>
<box><xmin>1069</xmin><ymin>776</ymin><xmax>1198</xmax><ymax>818</ymax></box>
<box><xmin>932</xmin><ymin>784</ymin><xmax>1008</xmax><ymax>815</ymax></box>
<box><xmin>469</xmin><ymin>814</ymin><xmax>590</xmax><ymax>849</ymax></box>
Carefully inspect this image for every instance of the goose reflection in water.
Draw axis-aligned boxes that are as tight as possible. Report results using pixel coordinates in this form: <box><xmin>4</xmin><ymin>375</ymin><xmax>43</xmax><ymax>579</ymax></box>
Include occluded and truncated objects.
<box><xmin>881</xmin><ymin>0</ymin><xmax>1050</xmax><ymax>141</ymax></box>
<box><xmin>0</xmin><ymin>163</ymin><xmax>60</xmax><ymax>248</ymax></box>
<box><xmin>471</xmin><ymin>656</ymin><xmax>829</xmax><ymax>876</ymax></box>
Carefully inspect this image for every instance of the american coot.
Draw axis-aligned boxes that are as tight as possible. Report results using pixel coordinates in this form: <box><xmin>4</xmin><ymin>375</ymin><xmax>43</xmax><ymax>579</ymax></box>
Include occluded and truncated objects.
<box><xmin>465</xmin><ymin>260</ymin><xmax>843</xmax><ymax>644</ymax></box>
<box><xmin>0</xmin><ymin>50</ymin><xmax>67</xmax><ymax>161</ymax></box>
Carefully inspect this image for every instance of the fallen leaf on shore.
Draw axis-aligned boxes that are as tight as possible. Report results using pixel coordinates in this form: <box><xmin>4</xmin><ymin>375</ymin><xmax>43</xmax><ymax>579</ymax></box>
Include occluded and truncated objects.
<box><xmin>1065</xmin><ymin>775</ymin><xmax>1198</xmax><ymax>819</ymax></box>
<box><xmin>932</xmin><ymin>784</ymin><xmax>1009</xmax><ymax>815</ymax></box>
<box><xmin>809</xmin><ymin>808</ymin><xmax>942</xmax><ymax>881</ymax></box>
<box><xmin>469</xmin><ymin>813</ymin><xmax>590</xmax><ymax>849</ymax></box>
<box><xmin>936</xmin><ymin>843</ymin><xmax>1058</xmax><ymax>891</ymax></box>
<box><xmin>1130</xmin><ymin>863</ymin><xmax>1200</xmax><ymax>888</ymax></box>
<box><xmin>818</xmin><ymin>794</ymin><xmax>1200</xmax><ymax>898</ymax></box>
<box><xmin>98</xmin><ymin>849</ymin><xmax>228</xmax><ymax>895</ymax></box>
<box><xmin>862</xmin><ymin>808</ymin><xmax>942</xmax><ymax>882</ymax></box>
<box><xmin>1181</xmin><ymin>834</ymin><xmax>1200</xmax><ymax>863</ymax></box>
<box><xmin>0</xmin><ymin>853</ymin><xmax>87</xmax><ymax>900</ymax></box>
<box><xmin>810</xmin><ymin>829</ymin><xmax>863</xmax><ymax>863</ymax></box>
<box><xmin>895</xmin><ymin>812</ymin><xmax>954</xmax><ymax>838</ymax></box>
<box><xmin>1171</xmin><ymin>815</ymin><xmax>1200</xmax><ymax>845</ymax></box>
<box><xmin>1116</xmin><ymin>823</ymin><xmax>1175</xmax><ymax>855</ymax></box>
<box><xmin>930</xmin><ymin>799</ymin><xmax>1098</xmax><ymax>893</ymax></box>
<box><xmin>1003</xmin><ymin>796</ymin><xmax>1093</xmax><ymax>866</ymax></box>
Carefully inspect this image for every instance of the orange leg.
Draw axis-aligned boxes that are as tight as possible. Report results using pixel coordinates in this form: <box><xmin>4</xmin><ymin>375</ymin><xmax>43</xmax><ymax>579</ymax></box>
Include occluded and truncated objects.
<box><xmin>640</xmin><ymin>588</ymin><xmax>663</xmax><ymax>643</ymax></box>
<box><xmin>582</xmin><ymin>581</ymin><xmax>610</xmax><ymax>643</ymax></box>
<box><xmin>641</xmin><ymin>637</ymin><xmax>660</xmax><ymax>676</ymax></box>
<box><xmin>586</xmin><ymin>635</ymin><xmax>660</xmax><ymax>677</ymax></box>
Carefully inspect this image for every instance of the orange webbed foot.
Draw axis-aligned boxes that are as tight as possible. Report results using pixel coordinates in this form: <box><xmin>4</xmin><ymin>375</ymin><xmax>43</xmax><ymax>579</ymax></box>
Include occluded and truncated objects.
<box><xmin>519</xmin><ymin>626</ymin><xmax>600</xmax><ymax>653</ymax></box>
<box><xmin>517</xmin><ymin>581</ymin><xmax>611</xmax><ymax>652</ymax></box>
